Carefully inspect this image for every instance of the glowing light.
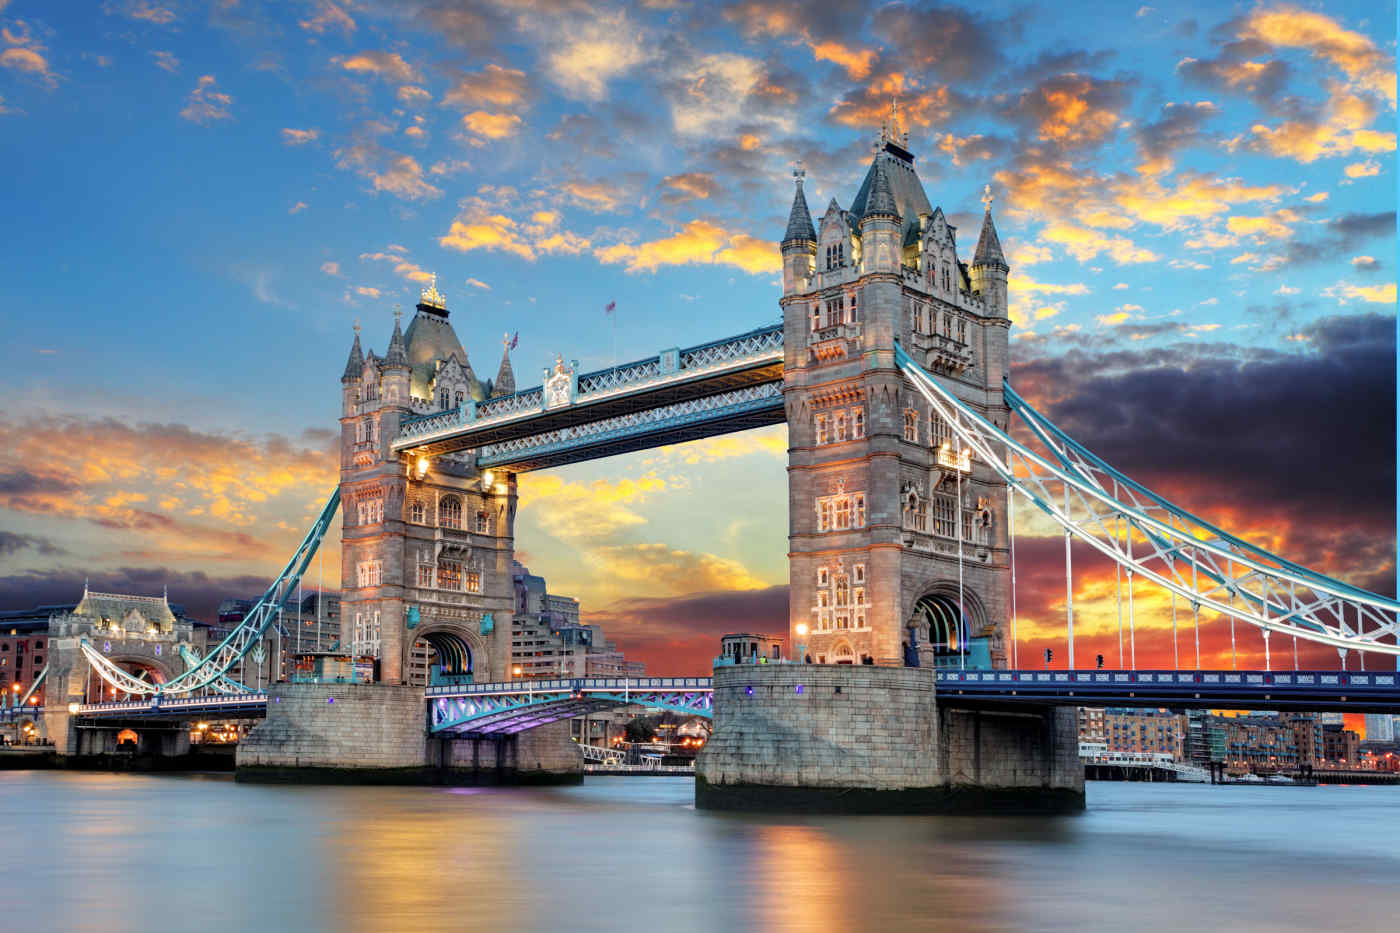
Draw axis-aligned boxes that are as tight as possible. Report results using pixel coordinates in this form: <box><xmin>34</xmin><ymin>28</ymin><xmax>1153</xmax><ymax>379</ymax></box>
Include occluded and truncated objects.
<box><xmin>415</xmin><ymin>456</ymin><xmax>430</xmax><ymax>479</ymax></box>
<box><xmin>795</xmin><ymin>623</ymin><xmax>808</xmax><ymax>637</ymax></box>
<box><xmin>67</xmin><ymin>702</ymin><xmax>80</xmax><ymax>714</ymax></box>
<box><xmin>936</xmin><ymin>441</ymin><xmax>972</xmax><ymax>472</ymax></box>
<box><xmin>482</xmin><ymin>470</ymin><xmax>495</xmax><ymax>488</ymax></box>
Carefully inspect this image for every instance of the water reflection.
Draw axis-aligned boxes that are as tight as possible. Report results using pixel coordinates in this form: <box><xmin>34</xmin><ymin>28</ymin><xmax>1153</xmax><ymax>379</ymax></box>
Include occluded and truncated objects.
<box><xmin>4</xmin><ymin>774</ymin><xmax>1400</xmax><ymax>933</ymax></box>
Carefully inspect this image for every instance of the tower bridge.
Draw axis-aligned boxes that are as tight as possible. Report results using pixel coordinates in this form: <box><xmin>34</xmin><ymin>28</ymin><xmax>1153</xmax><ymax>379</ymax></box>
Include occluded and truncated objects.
<box><xmin>39</xmin><ymin>131</ymin><xmax>1400</xmax><ymax>810</ymax></box>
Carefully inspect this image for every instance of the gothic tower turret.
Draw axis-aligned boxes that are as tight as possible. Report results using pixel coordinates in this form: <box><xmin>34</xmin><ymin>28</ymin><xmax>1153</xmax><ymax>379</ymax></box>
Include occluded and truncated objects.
<box><xmin>858</xmin><ymin>156</ymin><xmax>901</xmax><ymax>274</ymax></box>
<box><xmin>781</xmin><ymin>164</ymin><xmax>816</xmax><ymax>297</ymax></box>
<box><xmin>970</xmin><ymin>184</ymin><xmax>1009</xmax><ymax>318</ymax></box>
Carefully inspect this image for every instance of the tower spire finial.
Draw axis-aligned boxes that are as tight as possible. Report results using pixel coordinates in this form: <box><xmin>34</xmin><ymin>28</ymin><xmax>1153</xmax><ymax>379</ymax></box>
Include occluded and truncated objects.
<box><xmin>353</xmin><ymin>318</ymin><xmax>361</xmax><ymax>337</ymax></box>
<box><xmin>981</xmin><ymin>183</ymin><xmax>994</xmax><ymax>213</ymax></box>
<box><xmin>393</xmin><ymin>303</ymin><xmax>402</xmax><ymax>325</ymax></box>
<box><xmin>792</xmin><ymin>158</ymin><xmax>805</xmax><ymax>186</ymax></box>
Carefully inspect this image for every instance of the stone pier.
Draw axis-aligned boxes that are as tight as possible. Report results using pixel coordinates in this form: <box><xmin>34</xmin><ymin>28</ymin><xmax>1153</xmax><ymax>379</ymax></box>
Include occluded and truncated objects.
<box><xmin>236</xmin><ymin>682</ymin><xmax>582</xmax><ymax>785</ymax></box>
<box><xmin>696</xmin><ymin>665</ymin><xmax>1083</xmax><ymax>813</ymax></box>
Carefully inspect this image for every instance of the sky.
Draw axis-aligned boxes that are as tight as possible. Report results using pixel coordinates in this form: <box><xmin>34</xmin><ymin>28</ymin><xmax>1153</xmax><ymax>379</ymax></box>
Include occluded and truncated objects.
<box><xmin>0</xmin><ymin>0</ymin><xmax>1395</xmax><ymax>687</ymax></box>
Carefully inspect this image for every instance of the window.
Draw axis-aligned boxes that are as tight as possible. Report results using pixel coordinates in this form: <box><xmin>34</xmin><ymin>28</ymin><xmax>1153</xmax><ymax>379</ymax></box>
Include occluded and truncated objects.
<box><xmin>810</xmin><ymin>305</ymin><xmax>821</xmax><ymax>332</ymax></box>
<box><xmin>825</xmin><ymin>240</ymin><xmax>846</xmax><ymax>270</ymax></box>
<box><xmin>913</xmin><ymin>302</ymin><xmax>924</xmax><ymax>333</ymax></box>
<box><xmin>410</xmin><ymin>500</ymin><xmax>425</xmax><ymax>524</ymax></box>
<box><xmin>455</xmin><ymin>391</ymin><xmax>465</xmax><ymax>407</ymax></box>
<box><xmin>825</xmin><ymin>297</ymin><xmax>844</xmax><ymax>328</ymax></box>
<box><xmin>440</xmin><ymin>496</ymin><xmax>462</xmax><ymax>529</ymax></box>
<box><xmin>418</xmin><ymin>564</ymin><xmax>433</xmax><ymax>587</ymax></box>
<box><xmin>355</xmin><ymin>421</ymin><xmax>367</xmax><ymax>443</ymax></box>
<box><xmin>814</xmin><ymin>414</ymin><xmax>828</xmax><ymax>445</ymax></box>
<box><xmin>933</xmin><ymin>493</ymin><xmax>958</xmax><ymax>538</ymax></box>
<box><xmin>370</xmin><ymin>420</ymin><xmax>379</xmax><ymax>444</ymax></box>
<box><xmin>465</xmin><ymin>570</ymin><xmax>482</xmax><ymax>593</ymax></box>
<box><xmin>852</xmin><ymin>407</ymin><xmax>865</xmax><ymax>438</ymax></box>
<box><xmin>835</xmin><ymin>577</ymin><xmax>849</xmax><ymax>607</ymax></box>
<box><xmin>439</xmin><ymin>389</ymin><xmax>450</xmax><ymax>409</ymax></box>
<box><xmin>834</xmin><ymin>497</ymin><xmax>851</xmax><ymax>530</ymax></box>
<box><xmin>931</xmin><ymin>412</ymin><xmax>953</xmax><ymax>448</ymax></box>
<box><xmin>356</xmin><ymin>560</ymin><xmax>382</xmax><ymax>588</ymax></box>
<box><xmin>816</xmin><ymin>492</ymin><xmax>866</xmax><ymax>532</ymax></box>
<box><xmin>854</xmin><ymin>493</ymin><xmax>866</xmax><ymax>528</ymax></box>
<box><xmin>357</xmin><ymin>497</ymin><xmax>383</xmax><ymax>525</ymax></box>
<box><xmin>834</xmin><ymin>411</ymin><xmax>847</xmax><ymax>442</ymax></box>
<box><xmin>437</xmin><ymin>560</ymin><xmax>462</xmax><ymax>590</ymax></box>
<box><xmin>817</xmin><ymin>567</ymin><xmax>829</xmax><ymax>587</ymax></box>
<box><xmin>818</xmin><ymin>499</ymin><xmax>834</xmax><ymax>532</ymax></box>
<box><xmin>474</xmin><ymin>510</ymin><xmax>490</xmax><ymax>534</ymax></box>
<box><xmin>848</xmin><ymin>291</ymin><xmax>858</xmax><ymax>322</ymax></box>
<box><xmin>903</xmin><ymin>408</ymin><xmax>918</xmax><ymax>442</ymax></box>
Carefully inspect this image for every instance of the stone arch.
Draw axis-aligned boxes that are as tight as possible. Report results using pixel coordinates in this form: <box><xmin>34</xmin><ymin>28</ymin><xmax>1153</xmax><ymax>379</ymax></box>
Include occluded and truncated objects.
<box><xmin>831</xmin><ymin>641</ymin><xmax>856</xmax><ymax>664</ymax></box>
<box><xmin>906</xmin><ymin>585</ymin><xmax>989</xmax><ymax>669</ymax></box>
<box><xmin>411</xmin><ymin>622</ymin><xmax>489</xmax><ymax>685</ymax></box>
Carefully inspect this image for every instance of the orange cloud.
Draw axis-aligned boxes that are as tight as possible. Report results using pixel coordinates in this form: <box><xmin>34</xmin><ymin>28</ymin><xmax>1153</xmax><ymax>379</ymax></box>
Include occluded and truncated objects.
<box><xmin>1239</xmin><ymin>7</ymin><xmax>1395</xmax><ymax>106</ymax></box>
<box><xmin>595</xmin><ymin>220</ymin><xmax>778</xmax><ymax>275</ymax></box>
<box><xmin>281</xmin><ymin>127</ymin><xmax>319</xmax><ymax>146</ymax></box>
<box><xmin>179</xmin><ymin>75</ymin><xmax>232</xmax><ymax>124</ymax></box>
<box><xmin>443</xmin><ymin>64</ymin><xmax>531</xmax><ymax>109</ymax></box>
<box><xmin>1041</xmin><ymin>223</ymin><xmax>1159</xmax><ymax>264</ymax></box>
<box><xmin>809</xmin><ymin>40</ymin><xmax>876</xmax><ymax>79</ymax></box>
<box><xmin>299</xmin><ymin>1</ymin><xmax>354</xmax><ymax>36</ymax></box>
<box><xmin>336</xmin><ymin>51</ymin><xmax>419</xmax><ymax>84</ymax></box>
<box><xmin>461</xmin><ymin>110</ymin><xmax>522</xmax><ymax>141</ymax></box>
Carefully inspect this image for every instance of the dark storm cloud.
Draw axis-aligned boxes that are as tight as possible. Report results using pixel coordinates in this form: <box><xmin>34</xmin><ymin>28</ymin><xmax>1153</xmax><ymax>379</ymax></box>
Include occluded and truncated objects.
<box><xmin>871</xmin><ymin>3</ymin><xmax>1008</xmax><ymax>83</ymax></box>
<box><xmin>1011</xmin><ymin>312</ymin><xmax>1396</xmax><ymax>526</ymax></box>
<box><xmin>586</xmin><ymin>585</ymin><xmax>789</xmax><ymax>675</ymax></box>
<box><xmin>0</xmin><ymin>532</ymin><xmax>66</xmax><ymax>558</ymax></box>
<box><xmin>0</xmin><ymin>567</ymin><xmax>280</xmax><ymax>624</ymax></box>
<box><xmin>1279</xmin><ymin>211</ymin><xmax>1396</xmax><ymax>268</ymax></box>
<box><xmin>1003</xmin><ymin>48</ymin><xmax>1116</xmax><ymax>86</ymax></box>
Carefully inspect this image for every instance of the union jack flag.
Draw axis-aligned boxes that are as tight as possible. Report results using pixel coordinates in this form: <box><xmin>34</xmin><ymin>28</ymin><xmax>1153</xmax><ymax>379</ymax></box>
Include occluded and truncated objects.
<box><xmin>509</xmin><ymin>330</ymin><xmax>518</xmax><ymax>350</ymax></box>
<box><xmin>604</xmin><ymin>300</ymin><xmax>616</xmax><ymax>314</ymax></box>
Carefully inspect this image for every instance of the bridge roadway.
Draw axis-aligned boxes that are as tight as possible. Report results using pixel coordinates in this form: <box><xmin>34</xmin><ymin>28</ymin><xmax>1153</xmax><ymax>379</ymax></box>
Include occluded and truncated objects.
<box><xmin>63</xmin><ymin>667</ymin><xmax>1400</xmax><ymax>730</ymax></box>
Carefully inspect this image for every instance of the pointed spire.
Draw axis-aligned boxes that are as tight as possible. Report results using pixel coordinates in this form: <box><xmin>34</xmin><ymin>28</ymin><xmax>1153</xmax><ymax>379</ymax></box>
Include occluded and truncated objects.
<box><xmin>492</xmin><ymin>332</ymin><xmax>516</xmax><ymax>398</ymax></box>
<box><xmin>863</xmin><ymin>156</ymin><xmax>899</xmax><ymax>221</ymax></box>
<box><xmin>973</xmin><ymin>184</ymin><xmax>1008</xmax><ymax>270</ymax></box>
<box><xmin>384</xmin><ymin>305</ymin><xmax>409</xmax><ymax>369</ymax></box>
<box><xmin>782</xmin><ymin>161</ymin><xmax>816</xmax><ymax>245</ymax></box>
<box><xmin>341</xmin><ymin>321</ymin><xmax>364</xmax><ymax>382</ymax></box>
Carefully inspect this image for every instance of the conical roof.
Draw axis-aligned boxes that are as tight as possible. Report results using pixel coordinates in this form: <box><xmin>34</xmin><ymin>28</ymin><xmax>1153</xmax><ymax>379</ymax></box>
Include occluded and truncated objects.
<box><xmin>782</xmin><ymin>176</ymin><xmax>816</xmax><ymax>244</ymax></box>
<box><xmin>492</xmin><ymin>345</ymin><xmax>516</xmax><ymax>398</ymax></box>
<box><xmin>862</xmin><ymin>156</ymin><xmax>899</xmax><ymax>221</ymax></box>
<box><xmin>341</xmin><ymin>329</ymin><xmax>364</xmax><ymax>382</ymax></box>
<box><xmin>384</xmin><ymin>316</ymin><xmax>409</xmax><ymax>369</ymax></box>
<box><xmin>849</xmin><ymin>142</ymin><xmax>929</xmax><ymax>243</ymax></box>
<box><xmin>973</xmin><ymin>208</ymin><xmax>1008</xmax><ymax>270</ymax></box>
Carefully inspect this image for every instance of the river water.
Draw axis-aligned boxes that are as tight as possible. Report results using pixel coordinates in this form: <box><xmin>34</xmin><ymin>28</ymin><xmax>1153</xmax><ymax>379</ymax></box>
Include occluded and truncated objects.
<box><xmin>1</xmin><ymin>772</ymin><xmax>1396</xmax><ymax>932</ymax></box>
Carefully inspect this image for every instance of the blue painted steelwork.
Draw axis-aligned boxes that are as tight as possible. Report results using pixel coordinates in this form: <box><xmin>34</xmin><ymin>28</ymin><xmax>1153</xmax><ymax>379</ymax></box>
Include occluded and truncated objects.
<box><xmin>392</xmin><ymin>323</ymin><xmax>783</xmax><ymax>453</ymax></box>
<box><xmin>79</xmin><ymin>488</ymin><xmax>342</xmax><ymax>696</ymax></box>
<box><xmin>893</xmin><ymin>341</ymin><xmax>1400</xmax><ymax>655</ymax></box>
<box><xmin>74</xmin><ymin>693</ymin><xmax>268</xmax><ymax>720</ymax></box>
<box><xmin>476</xmin><ymin>382</ymin><xmax>782</xmax><ymax>470</ymax></box>
<box><xmin>936</xmin><ymin>669</ymin><xmax>1400</xmax><ymax>712</ymax></box>
<box><xmin>427</xmin><ymin>677</ymin><xmax>714</xmax><ymax>735</ymax></box>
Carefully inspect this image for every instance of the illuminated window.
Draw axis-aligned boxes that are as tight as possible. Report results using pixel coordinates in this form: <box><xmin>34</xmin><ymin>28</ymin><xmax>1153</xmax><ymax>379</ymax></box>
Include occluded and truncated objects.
<box><xmin>437</xmin><ymin>560</ymin><xmax>462</xmax><ymax>590</ymax></box>
<box><xmin>852</xmin><ymin>407</ymin><xmax>865</xmax><ymax>438</ymax></box>
<box><xmin>465</xmin><ymin>570</ymin><xmax>482</xmax><ymax>593</ymax></box>
<box><xmin>848</xmin><ymin>291</ymin><xmax>858</xmax><ymax>322</ymax></box>
<box><xmin>439</xmin><ymin>496</ymin><xmax>462</xmax><ymax>529</ymax></box>
<box><xmin>356</xmin><ymin>560</ymin><xmax>382</xmax><ymax>588</ymax></box>
<box><xmin>931</xmin><ymin>412</ymin><xmax>953</xmax><ymax>448</ymax></box>
<box><xmin>475</xmin><ymin>510</ymin><xmax>490</xmax><ymax>534</ymax></box>
<box><xmin>835</xmin><ymin>577</ymin><xmax>849</xmax><ymax>607</ymax></box>
<box><xmin>417</xmin><ymin>565</ymin><xmax>433</xmax><ymax>587</ymax></box>
<box><xmin>854</xmin><ymin>493</ymin><xmax>866</xmax><ymax>528</ymax></box>
<box><xmin>810</xmin><ymin>305</ymin><xmax>821</xmax><ymax>332</ymax></box>
<box><xmin>903</xmin><ymin>409</ymin><xmax>918</xmax><ymax>442</ymax></box>
<box><xmin>817</xmin><ymin>567</ymin><xmax>829</xmax><ymax>587</ymax></box>
<box><xmin>853</xmin><ymin>563</ymin><xmax>865</xmax><ymax>584</ymax></box>
<box><xmin>814</xmin><ymin>414</ymin><xmax>828</xmax><ymax>445</ymax></box>
<box><xmin>834</xmin><ymin>411</ymin><xmax>847</xmax><ymax>442</ymax></box>
<box><xmin>834</xmin><ymin>497</ymin><xmax>851</xmax><ymax>530</ymax></box>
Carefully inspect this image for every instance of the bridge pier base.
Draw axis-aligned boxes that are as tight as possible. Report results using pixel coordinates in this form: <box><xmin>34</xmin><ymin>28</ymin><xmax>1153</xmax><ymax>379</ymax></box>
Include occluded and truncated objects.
<box><xmin>236</xmin><ymin>683</ymin><xmax>581</xmax><ymax>785</ymax></box>
<box><xmin>696</xmin><ymin>666</ymin><xmax>1083</xmax><ymax>814</ymax></box>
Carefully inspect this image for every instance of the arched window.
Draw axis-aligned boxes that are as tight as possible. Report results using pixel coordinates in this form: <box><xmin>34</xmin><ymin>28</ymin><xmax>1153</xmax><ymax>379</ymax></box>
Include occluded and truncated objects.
<box><xmin>439</xmin><ymin>496</ymin><xmax>462</xmax><ymax>529</ymax></box>
<box><xmin>834</xmin><ymin>411</ymin><xmax>847</xmax><ymax>442</ymax></box>
<box><xmin>852</xmin><ymin>407</ymin><xmax>865</xmax><ymax>438</ymax></box>
<box><xmin>439</xmin><ymin>389</ymin><xmax>450</xmax><ymax>410</ymax></box>
<box><xmin>903</xmin><ymin>409</ymin><xmax>918</xmax><ymax>442</ymax></box>
<box><xmin>409</xmin><ymin>500</ymin><xmax>425</xmax><ymax>524</ymax></box>
<box><xmin>455</xmin><ymin>391</ymin><xmax>464</xmax><ymax>407</ymax></box>
<box><xmin>833</xmin><ymin>643</ymin><xmax>855</xmax><ymax>664</ymax></box>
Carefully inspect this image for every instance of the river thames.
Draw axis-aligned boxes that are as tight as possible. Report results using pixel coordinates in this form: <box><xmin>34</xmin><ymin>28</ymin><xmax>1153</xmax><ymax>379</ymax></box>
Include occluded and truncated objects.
<box><xmin>1</xmin><ymin>773</ymin><xmax>1396</xmax><ymax>932</ymax></box>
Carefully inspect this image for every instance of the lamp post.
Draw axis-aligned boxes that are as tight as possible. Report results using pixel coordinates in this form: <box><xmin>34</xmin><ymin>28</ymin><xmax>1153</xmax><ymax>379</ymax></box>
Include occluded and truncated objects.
<box><xmin>795</xmin><ymin>623</ymin><xmax>808</xmax><ymax>664</ymax></box>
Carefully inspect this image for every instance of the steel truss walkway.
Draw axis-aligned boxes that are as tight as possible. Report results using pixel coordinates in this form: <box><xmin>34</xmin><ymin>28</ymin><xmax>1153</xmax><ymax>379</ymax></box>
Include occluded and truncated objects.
<box><xmin>70</xmin><ymin>693</ymin><xmax>268</xmax><ymax>721</ymax></box>
<box><xmin>391</xmin><ymin>324</ymin><xmax>784</xmax><ymax>470</ymax></box>
<box><xmin>428</xmin><ymin>677</ymin><xmax>714</xmax><ymax>736</ymax></box>
<box><xmin>937</xmin><ymin>669</ymin><xmax>1400</xmax><ymax>712</ymax></box>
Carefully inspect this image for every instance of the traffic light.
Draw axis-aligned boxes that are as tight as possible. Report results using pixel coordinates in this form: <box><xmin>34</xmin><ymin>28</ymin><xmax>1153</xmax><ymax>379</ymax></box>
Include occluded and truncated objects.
<box><xmin>1044</xmin><ymin>647</ymin><xmax>1053</xmax><ymax>668</ymax></box>
<box><xmin>1096</xmin><ymin>654</ymin><xmax>1104</xmax><ymax>670</ymax></box>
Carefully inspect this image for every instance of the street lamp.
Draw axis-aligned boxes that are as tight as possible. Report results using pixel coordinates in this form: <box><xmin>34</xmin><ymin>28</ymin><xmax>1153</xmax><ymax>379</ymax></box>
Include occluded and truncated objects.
<box><xmin>795</xmin><ymin>623</ymin><xmax>808</xmax><ymax>664</ymax></box>
<box><xmin>512</xmin><ymin>665</ymin><xmax>522</xmax><ymax>680</ymax></box>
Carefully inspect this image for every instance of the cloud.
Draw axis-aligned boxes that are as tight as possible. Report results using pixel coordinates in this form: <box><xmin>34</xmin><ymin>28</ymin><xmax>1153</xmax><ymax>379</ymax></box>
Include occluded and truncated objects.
<box><xmin>660</xmin><ymin>172</ymin><xmax>718</xmax><ymax>204</ymax></box>
<box><xmin>281</xmin><ymin>127</ymin><xmax>319</xmax><ymax>145</ymax></box>
<box><xmin>1041</xmin><ymin>223</ymin><xmax>1159</xmax><ymax>264</ymax></box>
<box><xmin>563</xmin><ymin>179</ymin><xmax>629</xmax><ymax>213</ymax></box>
<box><xmin>439</xmin><ymin>187</ymin><xmax>593</xmax><ymax>262</ymax></box>
<box><xmin>0</xmin><ymin>531</ymin><xmax>66</xmax><ymax>558</ymax></box>
<box><xmin>150</xmin><ymin>50</ymin><xmax>179</xmax><ymax>73</ymax></box>
<box><xmin>1237</xmin><ymin>6</ymin><xmax>1395</xmax><ymax>107</ymax></box>
<box><xmin>808</xmin><ymin>40</ymin><xmax>876</xmax><ymax>79</ymax></box>
<box><xmin>595</xmin><ymin>220</ymin><xmax>778</xmax><ymax>275</ymax></box>
<box><xmin>335</xmin><ymin>51</ymin><xmax>419</xmax><ymax>84</ymax></box>
<box><xmin>461</xmin><ymin>110</ymin><xmax>522</xmax><ymax>141</ymax></box>
<box><xmin>542</xmin><ymin>9</ymin><xmax>650</xmax><ymax>101</ymax></box>
<box><xmin>870</xmin><ymin>3</ymin><xmax>1003</xmax><ymax>82</ymax></box>
<box><xmin>442</xmin><ymin>64</ymin><xmax>532</xmax><ymax>109</ymax></box>
<box><xmin>667</xmin><ymin>52</ymin><xmax>794</xmax><ymax>138</ymax></box>
<box><xmin>320</xmin><ymin>261</ymin><xmax>340</xmax><ymax>277</ymax></box>
<box><xmin>354</xmin><ymin>285</ymin><xmax>381</xmax><ymax>299</ymax></box>
<box><xmin>334</xmin><ymin>144</ymin><xmax>441</xmax><ymax>200</ymax></box>
<box><xmin>0</xmin><ymin>46</ymin><xmax>57</xmax><ymax>88</ymax></box>
<box><xmin>299</xmin><ymin>1</ymin><xmax>355</xmax><ymax>36</ymax></box>
<box><xmin>1351</xmin><ymin>255</ymin><xmax>1379</xmax><ymax>272</ymax></box>
<box><xmin>465</xmin><ymin>277</ymin><xmax>491</xmax><ymax>291</ymax></box>
<box><xmin>1343</xmin><ymin>160</ymin><xmax>1381</xmax><ymax>178</ymax></box>
<box><xmin>180</xmin><ymin>75</ymin><xmax>233</xmax><ymax>124</ymax></box>
<box><xmin>1003</xmin><ymin>72</ymin><xmax>1135</xmax><ymax>151</ymax></box>
<box><xmin>1232</xmin><ymin>87</ymin><xmax>1396</xmax><ymax>163</ymax></box>
<box><xmin>288</xmin><ymin>201</ymin><xmax>308</xmax><ymax>215</ymax></box>
<box><xmin>397</xmin><ymin>85</ymin><xmax>430</xmax><ymax>105</ymax></box>
<box><xmin>1322</xmin><ymin>282</ymin><xmax>1396</xmax><ymax>305</ymax></box>
<box><xmin>123</xmin><ymin>1</ymin><xmax>176</xmax><ymax>25</ymax></box>
<box><xmin>360</xmin><ymin>249</ymin><xmax>432</xmax><ymax>283</ymax></box>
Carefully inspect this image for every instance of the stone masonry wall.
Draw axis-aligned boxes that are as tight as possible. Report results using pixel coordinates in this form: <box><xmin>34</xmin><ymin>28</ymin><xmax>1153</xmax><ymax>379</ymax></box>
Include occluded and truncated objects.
<box><xmin>698</xmin><ymin>665</ymin><xmax>938</xmax><ymax>791</ymax></box>
<box><xmin>237</xmin><ymin>682</ymin><xmax>429</xmax><ymax>772</ymax></box>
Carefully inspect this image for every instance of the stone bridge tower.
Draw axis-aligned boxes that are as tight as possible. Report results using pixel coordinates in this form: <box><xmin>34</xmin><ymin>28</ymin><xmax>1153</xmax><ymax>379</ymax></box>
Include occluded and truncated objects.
<box><xmin>781</xmin><ymin>133</ymin><xmax>1012</xmax><ymax>668</ymax></box>
<box><xmin>338</xmin><ymin>281</ymin><xmax>516</xmax><ymax>686</ymax></box>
